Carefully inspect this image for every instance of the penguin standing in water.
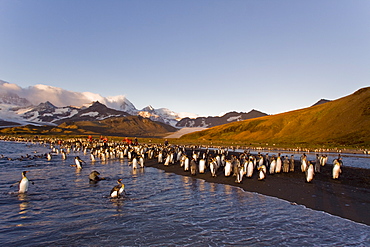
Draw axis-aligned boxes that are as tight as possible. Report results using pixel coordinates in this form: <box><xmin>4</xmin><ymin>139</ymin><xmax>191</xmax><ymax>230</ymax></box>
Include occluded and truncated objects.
<box><xmin>74</xmin><ymin>156</ymin><xmax>85</xmax><ymax>169</ymax></box>
<box><xmin>110</xmin><ymin>179</ymin><xmax>126</xmax><ymax>198</ymax></box>
<box><xmin>17</xmin><ymin>171</ymin><xmax>33</xmax><ymax>193</ymax></box>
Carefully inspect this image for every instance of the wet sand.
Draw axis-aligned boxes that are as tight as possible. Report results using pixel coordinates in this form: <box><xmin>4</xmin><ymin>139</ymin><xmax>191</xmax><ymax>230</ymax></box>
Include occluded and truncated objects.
<box><xmin>145</xmin><ymin>153</ymin><xmax>370</xmax><ymax>226</ymax></box>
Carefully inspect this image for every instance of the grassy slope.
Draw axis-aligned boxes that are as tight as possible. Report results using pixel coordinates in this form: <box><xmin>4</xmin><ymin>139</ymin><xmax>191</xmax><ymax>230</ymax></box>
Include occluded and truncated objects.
<box><xmin>181</xmin><ymin>87</ymin><xmax>370</xmax><ymax>147</ymax></box>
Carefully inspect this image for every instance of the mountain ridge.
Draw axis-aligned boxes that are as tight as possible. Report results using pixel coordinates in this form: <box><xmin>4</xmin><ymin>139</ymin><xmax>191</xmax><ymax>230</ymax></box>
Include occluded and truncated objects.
<box><xmin>0</xmin><ymin>79</ymin><xmax>269</xmax><ymax>128</ymax></box>
<box><xmin>180</xmin><ymin>87</ymin><xmax>370</xmax><ymax>146</ymax></box>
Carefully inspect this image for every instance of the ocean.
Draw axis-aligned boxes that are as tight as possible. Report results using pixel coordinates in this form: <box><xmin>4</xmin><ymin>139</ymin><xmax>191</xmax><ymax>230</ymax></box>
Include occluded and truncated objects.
<box><xmin>0</xmin><ymin>140</ymin><xmax>369</xmax><ymax>246</ymax></box>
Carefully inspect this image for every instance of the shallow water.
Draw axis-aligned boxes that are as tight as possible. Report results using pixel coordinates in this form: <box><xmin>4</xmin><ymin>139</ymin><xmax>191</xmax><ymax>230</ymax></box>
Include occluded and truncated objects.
<box><xmin>1</xmin><ymin>141</ymin><xmax>369</xmax><ymax>246</ymax></box>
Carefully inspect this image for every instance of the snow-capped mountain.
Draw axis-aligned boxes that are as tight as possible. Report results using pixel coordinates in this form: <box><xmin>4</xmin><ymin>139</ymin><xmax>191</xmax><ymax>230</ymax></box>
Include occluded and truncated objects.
<box><xmin>0</xmin><ymin>79</ymin><xmax>193</xmax><ymax>127</ymax></box>
<box><xmin>0</xmin><ymin>79</ymin><xmax>269</xmax><ymax>129</ymax></box>
<box><xmin>137</xmin><ymin>105</ymin><xmax>183</xmax><ymax>126</ymax></box>
<box><xmin>0</xmin><ymin>80</ymin><xmax>137</xmax><ymax>113</ymax></box>
<box><xmin>17</xmin><ymin>101</ymin><xmax>77</xmax><ymax>123</ymax></box>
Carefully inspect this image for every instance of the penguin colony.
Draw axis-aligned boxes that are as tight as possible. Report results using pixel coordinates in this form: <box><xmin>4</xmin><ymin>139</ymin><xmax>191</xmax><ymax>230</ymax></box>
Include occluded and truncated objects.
<box><xmin>5</xmin><ymin>137</ymin><xmax>344</xmax><ymax>196</ymax></box>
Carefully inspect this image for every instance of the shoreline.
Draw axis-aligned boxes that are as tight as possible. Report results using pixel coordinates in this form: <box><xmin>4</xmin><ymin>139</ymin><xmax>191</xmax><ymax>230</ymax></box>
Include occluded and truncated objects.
<box><xmin>145</xmin><ymin>156</ymin><xmax>370</xmax><ymax>226</ymax></box>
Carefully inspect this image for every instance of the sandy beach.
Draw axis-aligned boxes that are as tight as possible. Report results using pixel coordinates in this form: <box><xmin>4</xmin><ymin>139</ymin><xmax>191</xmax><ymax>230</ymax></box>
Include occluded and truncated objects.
<box><xmin>145</xmin><ymin>150</ymin><xmax>370</xmax><ymax>226</ymax></box>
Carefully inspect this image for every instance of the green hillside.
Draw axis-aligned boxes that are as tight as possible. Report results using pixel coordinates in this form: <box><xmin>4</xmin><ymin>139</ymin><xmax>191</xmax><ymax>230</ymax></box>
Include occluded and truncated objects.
<box><xmin>181</xmin><ymin>87</ymin><xmax>370</xmax><ymax>147</ymax></box>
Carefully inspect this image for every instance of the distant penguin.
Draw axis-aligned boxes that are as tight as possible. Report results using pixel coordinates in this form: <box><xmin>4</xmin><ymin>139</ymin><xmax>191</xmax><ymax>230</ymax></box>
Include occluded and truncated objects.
<box><xmin>158</xmin><ymin>151</ymin><xmax>163</xmax><ymax>163</ymax></box>
<box><xmin>301</xmin><ymin>154</ymin><xmax>307</xmax><ymax>172</ymax></box>
<box><xmin>235</xmin><ymin>165</ymin><xmax>243</xmax><ymax>183</ymax></box>
<box><xmin>275</xmin><ymin>154</ymin><xmax>282</xmax><ymax>173</ymax></box>
<box><xmin>224</xmin><ymin>160</ymin><xmax>232</xmax><ymax>177</ymax></box>
<box><xmin>74</xmin><ymin>156</ymin><xmax>84</xmax><ymax>169</ymax></box>
<box><xmin>139</xmin><ymin>156</ymin><xmax>144</xmax><ymax>168</ymax></box>
<box><xmin>90</xmin><ymin>153</ymin><xmax>96</xmax><ymax>162</ymax></box>
<box><xmin>199</xmin><ymin>159</ymin><xmax>206</xmax><ymax>173</ymax></box>
<box><xmin>46</xmin><ymin>153</ymin><xmax>52</xmax><ymax>161</ymax></box>
<box><xmin>258</xmin><ymin>165</ymin><xmax>267</xmax><ymax>180</ymax></box>
<box><xmin>184</xmin><ymin>156</ymin><xmax>190</xmax><ymax>171</ymax></box>
<box><xmin>289</xmin><ymin>155</ymin><xmax>295</xmax><ymax>172</ymax></box>
<box><xmin>190</xmin><ymin>158</ymin><xmax>197</xmax><ymax>175</ymax></box>
<box><xmin>305</xmin><ymin>162</ymin><xmax>315</xmax><ymax>182</ymax></box>
<box><xmin>132</xmin><ymin>157</ymin><xmax>138</xmax><ymax>169</ymax></box>
<box><xmin>61</xmin><ymin>151</ymin><xmax>67</xmax><ymax>160</ymax></box>
<box><xmin>110</xmin><ymin>179</ymin><xmax>125</xmax><ymax>198</ymax></box>
<box><xmin>18</xmin><ymin>171</ymin><xmax>30</xmax><ymax>193</ymax></box>
<box><xmin>282</xmin><ymin>156</ymin><xmax>290</xmax><ymax>173</ymax></box>
<box><xmin>246</xmin><ymin>159</ymin><xmax>254</xmax><ymax>178</ymax></box>
<box><xmin>269</xmin><ymin>157</ymin><xmax>276</xmax><ymax>174</ymax></box>
<box><xmin>210</xmin><ymin>159</ymin><xmax>217</xmax><ymax>177</ymax></box>
<box><xmin>315</xmin><ymin>154</ymin><xmax>321</xmax><ymax>173</ymax></box>
<box><xmin>164</xmin><ymin>155</ymin><xmax>170</xmax><ymax>166</ymax></box>
<box><xmin>332</xmin><ymin>158</ymin><xmax>342</xmax><ymax>179</ymax></box>
<box><xmin>320</xmin><ymin>155</ymin><xmax>328</xmax><ymax>166</ymax></box>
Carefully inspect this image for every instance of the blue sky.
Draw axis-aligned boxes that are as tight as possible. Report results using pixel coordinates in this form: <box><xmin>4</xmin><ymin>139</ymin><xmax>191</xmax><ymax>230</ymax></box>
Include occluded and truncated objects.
<box><xmin>1</xmin><ymin>0</ymin><xmax>369</xmax><ymax>116</ymax></box>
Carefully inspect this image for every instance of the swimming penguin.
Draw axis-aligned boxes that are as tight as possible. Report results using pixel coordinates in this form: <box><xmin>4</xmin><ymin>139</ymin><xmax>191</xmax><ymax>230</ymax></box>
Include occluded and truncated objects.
<box><xmin>89</xmin><ymin>170</ymin><xmax>105</xmax><ymax>183</ymax></box>
<box><xmin>74</xmin><ymin>156</ymin><xmax>84</xmax><ymax>169</ymax></box>
<box><xmin>305</xmin><ymin>162</ymin><xmax>315</xmax><ymax>182</ymax></box>
<box><xmin>18</xmin><ymin>171</ymin><xmax>31</xmax><ymax>193</ymax></box>
<box><xmin>110</xmin><ymin>179</ymin><xmax>125</xmax><ymax>198</ymax></box>
<box><xmin>46</xmin><ymin>153</ymin><xmax>52</xmax><ymax>161</ymax></box>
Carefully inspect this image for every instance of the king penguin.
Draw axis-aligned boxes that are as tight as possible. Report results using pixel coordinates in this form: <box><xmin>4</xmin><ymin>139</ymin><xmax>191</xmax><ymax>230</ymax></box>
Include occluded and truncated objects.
<box><xmin>258</xmin><ymin>165</ymin><xmax>267</xmax><ymax>180</ymax></box>
<box><xmin>332</xmin><ymin>158</ymin><xmax>342</xmax><ymax>179</ymax></box>
<box><xmin>110</xmin><ymin>179</ymin><xmax>125</xmax><ymax>198</ymax></box>
<box><xmin>74</xmin><ymin>156</ymin><xmax>84</xmax><ymax>169</ymax></box>
<box><xmin>305</xmin><ymin>162</ymin><xmax>315</xmax><ymax>182</ymax></box>
<box><xmin>19</xmin><ymin>171</ymin><xmax>30</xmax><ymax>193</ymax></box>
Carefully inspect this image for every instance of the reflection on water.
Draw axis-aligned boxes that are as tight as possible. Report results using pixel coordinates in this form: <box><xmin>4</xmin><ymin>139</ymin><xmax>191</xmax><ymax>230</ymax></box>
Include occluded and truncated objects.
<box><xmin>18</xmin><ymin>194</ymin><xmax>29</xmax><ymax>218</ymax></box>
